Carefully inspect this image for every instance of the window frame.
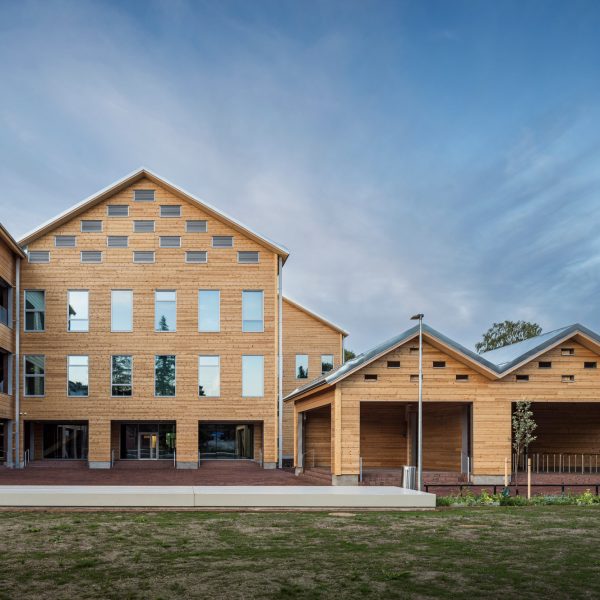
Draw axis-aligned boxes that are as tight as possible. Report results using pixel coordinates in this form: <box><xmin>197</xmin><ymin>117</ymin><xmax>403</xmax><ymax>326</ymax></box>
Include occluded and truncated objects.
<box><xmin>154</xmin><ymin>290</ymin><xmax>177</xmax><ymax>332</ymax></box>
<box><xmin>106</xmin><ymin>236</ymin><xmax>129</xmax><ymax>248</ymax></box>
<box><xmin>28</xmin><ymin>251</ymin><xmax>50</xmax><ymax>264</ymax></box>
<box><xmin>242</xmin><ymin>355</ymin><xmax>264</xmax><ymax>397</ymax></box>
<box><xmin>198</xmin><ymin>355</ymin><xmax>220</xmax><ymax>397</ymax></box>
<box><xmin>67</xmin><ymin>355</ymin><xmax>89</xmax><ymax>397</ymax></box>
<box><xmin>159</xmin><ymin>205</ymin><xmax>182</xmax><ymax>218</ymax></box>
<box><xmin>24</xmin><ymin>289</ymin><xmax>46</xmax><ymax>332</ymax></box>
<box><xmin>24</xmin><ymin>354</ymin><xmax>45</xmax><ymax>397</ymax></box>
<box><xmin>154</xmin><ymin>355</ymin><xmax>176</xmax><ymax>397</ymax></box>
<box><xmin>321</xmin><ymin>354</ymin><xmax>334</xmax><ymax>374</ymax></box>
<box><xmin>242</xmin><ymin>290</ymin><xmax>264</xmax><ymax>333</ymax></box>
<box><xmin>54</xmin><ymin>235</ymin><xmax>76</xmax><ymax>247</ymax></box>
<box><xmin>80</xmin><ymin>250</ymin><xmax>103</xmax><ymax>264</ymax></box>
<box><xmin>212</xmin><ymin>235</ymin><xmax>234</xmax><ymax>248</ymax></box>
<box><xmin>159</xmin><ymin>236</ymin><xmax>182</xmax><ymax>248</ymax></box>
<box><xmin>67</xmin><ymin>289</ymin><xmax>89</xmax><ymax>332</ymax></box>
<box><xmin>186</xmin><ymin>220</ymin><xmax>208</xmax><ymax>233</ymax></box>
<box><xmin>107</xmin><ymin>204</ymin><xmax>129</xmax><ymax>217</ymax></box>
<box><xmin>133</xmin><ymin>220</ymin><xmax>156</xmax><ymax>233</ymax></box>
<box><xmin>295</xmin><ymin>354</ymin><xmax>309</xmax><ymax>379</ymax></box>
<box><xmin>80</xmin><ymin>220</ymin><xmax>103</xmax><ymax>233</ymax></box>
<box><xmin>133</xmin><ymin>251</ymin><xmax>155</xmax><ymax>264</ymax></box>
<box><xmin>111</xmin><ymin>354</ymin><xmax>133</xmax><ymax>397</ymax></box>
<box><xmin>237</xmin><ymin>251</ymin><xmax>260</xmax><ymax>264</ymax></box>
<box><xmin>198</xmin><ymin>290</ymin><xmax>220</xmax><ymax>333</ymax></box>
<box><xmin>111</xmin><ymin>289</ymin><xmax>133</xmax><ymax>332</ymax></box>
<box><xmin>185</xmin><ymin>251</ymin><xmax>208</xmax><ymax>264</ymax></box>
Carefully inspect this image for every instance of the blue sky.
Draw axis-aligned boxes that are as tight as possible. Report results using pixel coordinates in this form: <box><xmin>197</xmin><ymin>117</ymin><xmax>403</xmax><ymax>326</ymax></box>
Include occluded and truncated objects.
<box><xmin>2</xmin><ymin>0</ymin><xmax>600</xmax><ymax>352</ymax></box>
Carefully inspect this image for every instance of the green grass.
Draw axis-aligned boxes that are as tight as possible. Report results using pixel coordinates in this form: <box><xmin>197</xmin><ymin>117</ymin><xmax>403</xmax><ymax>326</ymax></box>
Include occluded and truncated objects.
<box><xmin>0</xmin><ymin>507</ymin><xmax>599</xmax><ymax>599</ymax></box>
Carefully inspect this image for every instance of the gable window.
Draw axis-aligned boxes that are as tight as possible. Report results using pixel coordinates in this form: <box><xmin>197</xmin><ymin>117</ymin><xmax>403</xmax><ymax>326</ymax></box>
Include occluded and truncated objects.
<box><xmin>155</xmin><ymin>355</ymin><xmax>176</xmax><ymax>396</ymax></box>
<box><xmin>80</xmin><ymin>251</ymin><xmax>102</xmax><ymax>263</ymax></box>
<box><xmin>67</xmin><ymin>355</ymin><xmax>89</xmax><ymax>397</ymax></box>
<box><xmin>242</xmin><ymin>355</ymin><xmax>264</xmax><ymax>397</ymax></box>
<box><xmin>107</xmin><ymin>236</ymin><xmax>128</xmax><ymax>248</ymax></box>
<box><xmin>364</xmin><ymin>374</ymin><xmax>378</xmax><ymax>381</ymax></box>
<box><xmin>107</xmin><ymin>205</ymin><xmax>129</xmax><ymax>217</ymax></box>
<box><xmin>516</xmin><ymin>374</ymin><xmax>529</xmax><ymax>382</ymax></box>
<box><xmin>538</xmin><ymin>361</ymin><xmax>552</xmax><ymax>369</ymax></box>
<box><xmin>133</xmin><ymin>251</ymin><xmax>155</xmax><ymax>263</ymax></box>
<box><xmin>198</xmin><ymin>290</ymin><xmax>220</xmax><ymax>332</ymax></box>
<box><xmin>155</xmin><ymin>290</ymin><xmax>176</xmax><ymax>331</ymax></box>
<box><xmin>321</xmin><ymin>354</ymin><xmax>334</xmax><ymax>374</ymax></box>
<box><xmin>24</xmin><ymin>290</ymin><xmax>45</xmax><ymax>332</ymax></box>
<box><xmin>111</xmin><ymin>290</ymin><xmax>133</xmax><ymax>332</ymax></box>
<box><xmin>409</xmin><ymin>347</ymin><xmax>419</xmax><ymax>354</ymax></box>
<box><xmin>133</xmin><ymin>220</ymin><xmax>155</xmax><ymax>233</ymax></box>
<box><xmin>111</xmin><ymin>355</ymin><xmax>132</xmax><ymax>397</ymax></box>
<box><xmin>562</xmin><ymin>374</ymin><xmax>575</xmax><ymax>383</ymax></box>
<box><xmin>410</xmin><ymin>374</ymin><xmax>420</xmax><ymax>382</ymax></box>
<box><xmin>160</xmin><ymin>205</ymin><xmax>181</xmax><ymax>217</ymax></box>
<box><xmin>80</xmin><ymin>220</ymin><xmax>102</xmax><ymax>233</ymax></box>
<box><xmin>433</xmin><ymin>361</ymin><xmax>446</xmax><ymax>368</ymax></box>
<box><xmin>186</xmin><ymin>220</ymin><xmax>207</xmax><ymax>233</ymax></box>
<box><xmin>134</xmin><ymin>189</ymin><xmax>155</xmax><ymax>202</ymax></box>
<box><xmin>242</xmin><ymin>290</ymin><xmax>263</xmax><ymax>332</ymax></box>
<box><xmin>238</xmin><ymin>251</ymin><xmax>259</xmax><ymax>264</ymax></box>
<box><xmin>456</xmin><ymin>374</ymin><xmax>469</xmax><ymax>382</ymax></box>
<box><xmin>68</xmin><ymin>290</ymin><xmax>89</xmax><ymax>332</ymax></box>
<box><xmin>24</xmin><ymin>355</ymin><xmax>45</xmax><ymax>396</ymax></box>
<box><xmin>212</xmin><ymin>236</ymin><xmax>233</xmax><ymax>248</ymax></box>
<box><xmin>159</xmin><ymin>236</ymin><xmax>181</xmax><ymax>248</ymax></box>
<box><xmin>199</xmin><ymin>356</ymin><xmax>220</xmax><ymax>397</ymax></box>
<box><xmin>186</xmin><ymin>251</ymin><xmax>207</xmax><ymax>264</ymax></box>
<box><xmin>28</xmin><ymin>251</ymin><xmax>50</xmax><ymax>264</ymax></box>
<box><xmin>584</xmin><ymin>361</ymin><xmax>597</xmax><ymax>369</ymax></box>
<box><xmin>387</xmin><ymin>360</ymin><xmax>401</xmax><ymax>368</ymax></box>
<box><xmin>54</xmin><ymin>235</ymin><xmax>76</xmax><ymax>247</ymax></box>
<box><xmin>561</xmin><ymin>348</ymin><xmax>575</xmax><ymax>356</ymax></box>
<box><xmin>296</xmin><ymin>355</ymin><xmax>308</xmax><ymax>379</ymax></box>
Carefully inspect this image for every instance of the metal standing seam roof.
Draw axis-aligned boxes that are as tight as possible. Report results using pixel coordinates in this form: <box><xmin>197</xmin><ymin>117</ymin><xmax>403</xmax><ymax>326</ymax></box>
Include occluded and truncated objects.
<box><xmin>284</xmin><ymin>322</ymin><xmax>600</xmax><ymax>400</ymax></box>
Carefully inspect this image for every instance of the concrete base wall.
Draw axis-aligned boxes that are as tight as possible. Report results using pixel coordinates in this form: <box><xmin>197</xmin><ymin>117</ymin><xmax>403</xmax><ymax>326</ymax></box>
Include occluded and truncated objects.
<box><xmin>332</xmin><ymin>474</ymin><xmax>359</xmax><ymax>486</ymax></box>
<box><xmin>88</xmin><ymin>461</ymin><xmax>111</xmax><ymax>469</ymax></box>
<box><xmin>263</xmin><ymin>462</ymin><xmax>277</xmax><ymax>470</ymax></box>
<box><xmin>176</xmin><ymin>461</ymin><xmax>198</xmax><ymax>470</ymax></box>
<box><xmin>471</xmin><ymin>475</ymin><xmax>505</xmax><ymax>485</ymax></box>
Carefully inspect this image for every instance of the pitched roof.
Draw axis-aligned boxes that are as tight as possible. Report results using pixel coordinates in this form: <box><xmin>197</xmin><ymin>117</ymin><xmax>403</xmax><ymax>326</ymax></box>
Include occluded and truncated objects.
<box><xmin>18</xmin><ymin>168</ymin><xmax>290</xmax><ymax>262</ymax></box>
<box><xmin>284</xmin><ymin>322</ymin><xmax>600</xmax><ymax>401</ymax></box>
<box><xmin>283</xmin><ymin>296</ymin><xmax>349</xmax><ymax>336</ymax></box>
<box><xmin>0</xmin><ymin>223</ymin><xmax>25</xmax><ymax>257</ymax></box>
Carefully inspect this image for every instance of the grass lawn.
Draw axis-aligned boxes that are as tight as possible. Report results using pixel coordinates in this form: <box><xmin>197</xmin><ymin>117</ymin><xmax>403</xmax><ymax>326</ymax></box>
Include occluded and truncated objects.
<box><xmin>0</xmin><ymin>507</ymin><xmax>599</xmax><ymax>599</ymax></box>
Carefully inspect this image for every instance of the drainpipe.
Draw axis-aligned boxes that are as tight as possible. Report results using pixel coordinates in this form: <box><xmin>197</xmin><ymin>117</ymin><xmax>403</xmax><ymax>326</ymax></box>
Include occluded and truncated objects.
<box><xmin>277</xmin><ymin>256</ymin><xmax>283</xmax><ymax>469</ymax></box>
<box><xmin>14</xmin><ymin>256</ymin><xmax>20</xmax><ymax>468</ymax></box>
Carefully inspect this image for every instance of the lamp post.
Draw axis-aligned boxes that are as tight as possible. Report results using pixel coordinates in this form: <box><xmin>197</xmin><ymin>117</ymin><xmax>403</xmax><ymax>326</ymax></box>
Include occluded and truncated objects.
<box><xmin>410</xmin><ymin>313</ymin><xmax>424</xmax><ymax>491</ymax></box>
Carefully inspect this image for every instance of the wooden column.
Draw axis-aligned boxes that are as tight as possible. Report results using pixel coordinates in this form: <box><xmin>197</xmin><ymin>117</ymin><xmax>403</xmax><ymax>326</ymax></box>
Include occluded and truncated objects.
<box><xmin>88</xmin><ymin>419</ymin><xmax>111</xmax><ymax>468</ymax></box>
<box><xmin>176</xmin><ymin>419</ymin><xmax>198</xmax><ymax>469</ymax></box>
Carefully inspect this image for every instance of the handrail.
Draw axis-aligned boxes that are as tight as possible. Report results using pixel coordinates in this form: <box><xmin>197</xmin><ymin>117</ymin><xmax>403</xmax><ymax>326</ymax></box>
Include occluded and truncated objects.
<box><xmin>513</xmin><ymin>452</ymin><xmax>600</xmax><ymax>474</ymax></box>
<box><xmin>198</xmin><ymin>450</ymin><xmax>201</xmax><ymax>467</ymax></box>
<box><xmin>173</xmin><ymin>450</ymin><xmax>176</xmax><ymax>468</ymax></box>
<box><xmin>110</xmin><ymin>449</ymin><xmax>115</xmax><ymax>469</ymax></box>
<box><xmin>23</xmin><ymin>449</ymin><xmax>30</xmax><ymax>467</ymax></box>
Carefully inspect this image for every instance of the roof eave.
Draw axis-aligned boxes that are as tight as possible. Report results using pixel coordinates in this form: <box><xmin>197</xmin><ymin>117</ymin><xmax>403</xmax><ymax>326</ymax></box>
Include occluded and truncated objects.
<box><xmin>0</xmin><ymin>223</ymin><xmax>26</xmax><ymax>257</ymax></box>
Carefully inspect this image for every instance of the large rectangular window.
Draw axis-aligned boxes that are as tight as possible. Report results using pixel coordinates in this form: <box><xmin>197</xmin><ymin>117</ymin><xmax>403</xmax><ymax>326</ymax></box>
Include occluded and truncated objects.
<box><xmin>242</xmin><ymin>355</ymin><xmax>264</xmax><ymax>397</ymax></box>
<box><xmin>155</xmin><ymin>291</ymin><xmax>176</xmax><ymax>331</ymax></box>
<box><xmin>68</xmin><ymin>290</ymin><xmax>89</xmax><ymax>332</ymax></box>
<box><xmin>198</xmin><ymin>356</ymin><xmax>220</xmax><ymax>397</ymax></box>
<box><xmin>111</xmin><ymin>290</ymin><xmax>133</xmax><ymax>332</ymax></box>
<box><xmin>155</xmin><ymin>355</ymin><xmax>176</xmax><ymax>396</ymax></box>
<box><xmin>24</xmin><ymin>290</ymin><xmax>45</xmax><ymax>332</ymax></box>
<box><xmin>24</xmin><ymin>355</ymin><xmax>45</xmax><ymax>396</ymax></box>
<box><xmin>67</xmin><ymin>355</ymin><xmax>89</xmax><ymax>397</ymax></box>
<box><xmin>242</xmin><ymin>291</ymin><xmax>263</xmax><ymax>332</ymax></box>
<box><xmin>198</xmin><ymin>290</ymin><xmax>220</xmax><ymax>332</ymax></box>
<box><xmin>321</xmin><ymin>354</ymin><xmax>334</xmax><ymax>374</ymax></box>
<box><xmin>296</xmin><ymin>354</ymin><xmax>308</xmax><ymax>379</ymax></box>
<box><xmin>111</xmin><ymin>355</ymin><xmax>132</xmax><ymax>397</ymax></box>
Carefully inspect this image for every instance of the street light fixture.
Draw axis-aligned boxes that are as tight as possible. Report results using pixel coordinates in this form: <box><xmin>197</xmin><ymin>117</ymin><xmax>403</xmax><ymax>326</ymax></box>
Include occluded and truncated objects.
<box><xmin>410</xmin><ymin>313</ymin><xmax>424</xmax><ymax>491</ymax></box>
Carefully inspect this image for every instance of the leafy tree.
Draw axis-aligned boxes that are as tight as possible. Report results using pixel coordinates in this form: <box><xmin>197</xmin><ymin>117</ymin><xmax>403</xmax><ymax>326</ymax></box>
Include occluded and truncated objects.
<box><xmin>344</xmin><ymin>349</ymin><xmax>356</xmax><ymax>362</ymax></box>
<box><xmin>155</xmin><ymin>356</ymin><xmax>175</xmax><ymax>396</ymax></box>
<box><xmin>512</xmin><ymin>401</ymin><xmax>537</xmax><ymax>488</ymax></box>
<box><xmin>475</xmin><ymin>320</ymin><xmax>542</xmax><ymax>353</ymax></box>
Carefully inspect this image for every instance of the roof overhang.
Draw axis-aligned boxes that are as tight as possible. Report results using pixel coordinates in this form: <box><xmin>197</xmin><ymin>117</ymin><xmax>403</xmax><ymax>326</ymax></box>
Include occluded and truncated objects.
<box><xmin>0</xmin><ymin>223</ymin><xmax>25</xmax><ymax>257</ymax></box>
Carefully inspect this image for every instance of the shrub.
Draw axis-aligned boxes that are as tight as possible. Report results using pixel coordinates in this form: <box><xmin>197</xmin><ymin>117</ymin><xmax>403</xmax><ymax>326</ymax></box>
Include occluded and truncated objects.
<box><xmin>435</xmin><ymin>489</ymin><xmax>600</xmax><ymax>507</ymax></box>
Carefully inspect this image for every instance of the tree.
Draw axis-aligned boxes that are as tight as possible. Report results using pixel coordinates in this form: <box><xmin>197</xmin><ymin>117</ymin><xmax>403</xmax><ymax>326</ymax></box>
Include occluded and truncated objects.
<box><xmin>158</xmin><ymin>314</ymin><xmax>170</xmax><ymax>332</ymax></box>
<box><xmin>475</xmin><ymin>320</ymin><xmax>542</xmax><ymax>354</ymax></box>
<box><xmin>512</xmin><ymin>401</ymin><xmax>537</xmax><ymax>488</ymax></box>
<box><xmin>344</xmin><ymin>349</ymin><xmax>356</xmax><ymax>362</ymax></box>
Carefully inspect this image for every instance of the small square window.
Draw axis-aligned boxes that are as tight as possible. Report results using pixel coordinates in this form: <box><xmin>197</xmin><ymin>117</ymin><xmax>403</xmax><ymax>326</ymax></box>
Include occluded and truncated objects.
<box><xmin>433</xmin><ymin>361</ymin><xmax>446</xmax><ymax>368</ymax></box>
<box><xmin>562</xmin><ymin>374</ymin><xmax>575</xmax><ymax>383</ymax></box>
<box><xmin>538</xmin><ymin>361</ymin><xmax>552</xmax><ymax>369</ymax></box>
<box><xmin>410</xmin><ymin>374</ymin><xmax>420</xmax><ymax>382</ymax></box>
<box><xmin>584</xmin><ymin>361</ymin><xmax>597</xmax><ymax>369</ymax></box>
<box><xmin>456</xmin><ymin>374</ymin><xmax>469</xmax><ymax>382</ymax></box>
<box><xmin>516</xmin><ymin>374</ymin><xmax>529</xmax><ymax>382</ymax></box>
<box><xmin>409</xmin><ymin>347</ymin><xmax>419</xmax><ymax>354</ymax></box>
<box><xmin>387</xmin><ymin>360</ymin><xmax>401</xmax><ymax>368</ymax></box>
<box><xmin>561</xmin><ymin>348</ymin><xmax>575</xmax><ymax>356</ymax></box>
<box><xmin>364</xmin><ymin>374</ymin><xmax>378</xmax><ymax>381</ymax></box>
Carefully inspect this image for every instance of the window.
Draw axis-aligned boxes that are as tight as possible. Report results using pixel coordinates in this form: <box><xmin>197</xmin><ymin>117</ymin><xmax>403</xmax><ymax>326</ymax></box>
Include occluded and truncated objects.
<box><xmin>155</xmin><ymin>355</ymin><xmax>176</xmax><ymax>396</ymax></box>
<box><xmin>562</xmin><ymin>374</ymin><xmax>575</xmax><ymax>383</ymax></box>
<box><xmin>186</xmin><ymin>251</ymin><xmax>207</xmax><ymax>264</ymax></box>
<box><xmin>24</xmin><ymin>290</ymin><xmax>45</xmax><ymax>331</ymax></box>
<box><xmin>28</xmin><ymin>251</ymin><xmax>50</xmax><ymax>263</ymax></box>
<box><xmin>198</xmin><ymin>290</ymin><xmax>220</xmax><ymax>332</ymax></box>
<box><xmin>238</xmin><ymin>251</ymin><xmax>259</xmax><ymax>264</ymax></box>
<box><xmin>107</xmin><ymin>236</ymin><xmax>128</xmax><ymax>248</ymax></box>
<box><xmin>155</xmin><ymin>290</ymin><xmax>176</xmax><ymax>331</ymax></box>
<box><xmin>409</xmin><ymin>347</ymin><xmax>419</xmax><ymax>354</ymax></box>
<box><xmin>24</xmin><ymin>355</ymin><xmax>45</xmax><ymax>396</ymax></box>
<box><xmin>0</xmin><ymin>280</ymin><xmax>8</xmax><ymax>327</ymax></box>
<box><xmin>561</xmin><ymin>348</ymin><xmax>575</xmax><ymax>356</ymax></box>
<box><xmin>387</xmin><ymin>360</ymin><xmax>401</xmax><ymax>368</ymax></box>
<box><xmin>584</xmin><ymin>361</ymin><xmax>597</xmax><ymax>369</ymax></box>
<box><xmin>296</xmin><ymin>355</ymin><xmax>308</xmax><ymax>379</ymax></box>
<box><xmin>410</xmin><ymin>374</ymin><xmax>420</xmax><ymax>382</ymax></box>
<box><xmin>111</xmin><ymin>355</ymin><xmax>132</xmax><ymax>396</ymax></box>
<box><xmin>54</xmin><ymin>235</ymin><xmax>76</xmax><ymax>247</ymax></box>
<box><xmin>160</xmin><ymin>205</ymin><xmax>181</xmax><ymax>217</ymax></box>
<box><xmin>0</xmin><ymin>352</ymin><xmax>10</xmax><ymax>394</ymax></box>
<box><xmin>134</xmin><ymin>189</ymin><xmax>155</xmax><ymax>202</ymax></box>
<box><xmin>159</xmin><ymin>236</ymin><xmax>181</xmax><ymax>248</ymax></box>
<box><xmin>538</xmin><ymin>361</ymin><xmax>552</xmax><ymax>369</ymax></box>
<box><xmin>186</xmin><ymin>220</ymin><xmax>207</xmax><ymax>233</ymax></box>
<box><xmin>107</xmin><ymin>204</ymin><xmax>129</xmax><ymax>217</ymax></box>
<box><xmin>133</xmin><ymin>220</ymin><xmax>155</xmax><ymax>233</ymax></box>
<box><xmin>212</xmin><ymin>236</ymin><xmax>233</xmax><ymax>248</ymax></box>
<box><xmin>242</xmin><ymin>291</ymin><xmax>263</xmax><ymax>332</ymax></box>
<box><xmin>321</xmin><ymin>354</ymin><xmax>334</xmax><ymax>374</ymax></box>
<box><xmin>67</xmin><ymin>355</ymin><xmax>89</xmax><ymax>396</ymax></box>
<box><xmin>68</xmin><ymin>290</ymin><xmax>89</xmax><ymax>332</ymax></box>
<box><xmin>80</xmin><ymin>220</ymin><xmax>102</xmax><ymax>233</ymax></box>
<box><xmin>80</xmin><ymin>251</ymin><xmax>102</xmax><ymax>263</ymax></box>
<box><xmin>111</xmin><ymin>290</ymin><xmax>133</xmax><ymax>332</ymax></box>
<box><xmin>242</xmin><ymin>356</ymin><xmax>264</xmax><ymax>397</ymax></box>
<box><xmin>456</xmin><ymin>374</ymin><xmax>469</xmax><ymax>382</ymax></box>
<box><xmin>133</xmin><ymin>251</ymin><xmax>155</xmax><ymax>263</ymax></box>
<box><xmin>364</xmin><ymin>374</ymin><xmax>378</xmax><ymax>381</ymax></box>
<box><xmin>516</xmin><ymin>374</ymin><xmax>529</xmax><ymax>382</ymax></box>
<box><xmin>198</xmin><ymin>356</ymin><xmax>220</xmax><ymax>397</ymax></box>
<box><xmin>433</xmin><ymin>361</ymin><xmax>446</xmax><ymax>368</ymax></box>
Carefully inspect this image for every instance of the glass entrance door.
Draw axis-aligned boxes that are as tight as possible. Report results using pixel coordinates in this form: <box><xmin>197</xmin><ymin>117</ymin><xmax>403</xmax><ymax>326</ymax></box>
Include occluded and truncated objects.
<box><xmin>138</xmin><ymin>432</ymin><xmax>158</xmax><ymax>459</ymax></box>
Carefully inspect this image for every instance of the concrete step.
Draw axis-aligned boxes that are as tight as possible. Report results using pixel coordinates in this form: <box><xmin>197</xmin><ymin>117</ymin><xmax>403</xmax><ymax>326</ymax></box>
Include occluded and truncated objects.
<box><xmin>299</xmin><ymin>468</ymin><xmax>332</xmax><ymax>484</ymax></box>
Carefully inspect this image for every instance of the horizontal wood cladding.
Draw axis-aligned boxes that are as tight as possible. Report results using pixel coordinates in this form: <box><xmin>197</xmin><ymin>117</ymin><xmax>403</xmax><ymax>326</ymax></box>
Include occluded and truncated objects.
<box><xmin>0</xmin><ymin>324</ymin><xmax>14</xmax><ymax>354</ymax></box>
<box><xmin>19</xmin><ymin>177</ymin><xmax>280</xmax><ymax>464</ymax></box>
<box><xmin>360</xmin><ymin>403</ymin><xmax>407</xmax><ymax>468</ymax></box>
<box><xmin>421</xmin><ymin>403</ymin><xmax>464</xmax><ymax>472</ymax></box>
<box><xmin>304</xmin><ymin>405</ymin><xmax>332</xmax><ymax>468</ymax></box>
<box><xmin>282</xmin><ymin>299</ymin><xmax>342</xmax><ymax>455</ymax></box>
<box><xmin>0</xmin><ymin>236</ymin><xmax>17</xmax><ymax>286</ymax></box>
<box><xmin>0</xmin><ymin>392</ymin><xmax>12</xmax><ymax>420</ymax></box>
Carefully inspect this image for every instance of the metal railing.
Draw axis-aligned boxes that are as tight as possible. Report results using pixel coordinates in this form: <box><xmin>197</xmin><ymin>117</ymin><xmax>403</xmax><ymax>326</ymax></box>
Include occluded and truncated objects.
<box><xmin>23</xmin><ymin>449</ymin><xmax>30</xmax><ymax>467</ymax></box>
<box><xmin>513</xmin><ymin>453</ymin><xmax>600</xmax><ymax>474</ymax></box>
<box><xmin>359</xmin><ymin>456</ymin><xmax>363</xmax><ymax>483</ymax></box>
<box><xmin>258</xmin><ymin>449</ymin><xmax>264</xmax><ymax>468</ymax></box>
<box><xmin>110</xmin><ymin>449</ymin><xmax>115</xmax><ymax>468</ymax></box>
<box><xmin>461</xmin><ymin>452</ymin><xmax>471</xmax><ymax>482</ymax></box>
<box><xmin>0</xmin><ymin>305</ymin><xmax>7</xmax><ymax>327</ymax></box>
<box><xmin>173</xmin><ymin>450</ymin><xmax>176</xmax><ymax>468</ymax></box>
<box><xmin>425</xmin><ymin>482</ymin><xmax>600</xmax><ymax>496</ymax></box>
<box><xmin>198</xmin><ymin>450</ymin><xmax>201</xmax><ymax>467</ymax></box>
